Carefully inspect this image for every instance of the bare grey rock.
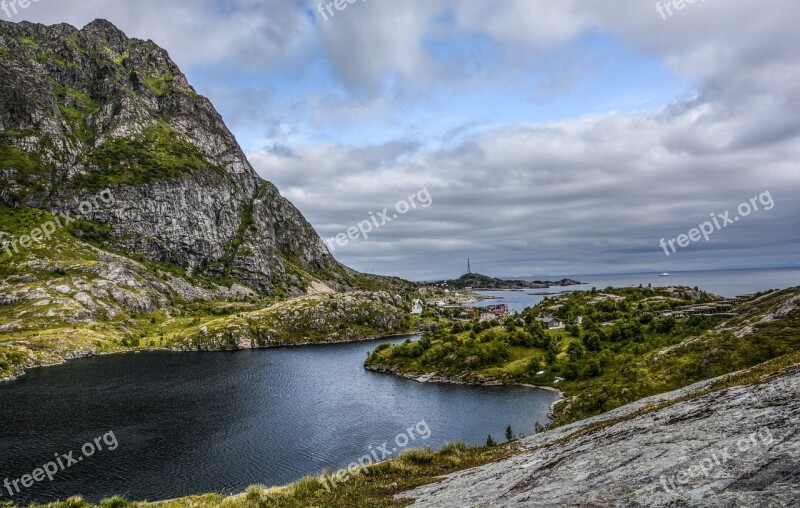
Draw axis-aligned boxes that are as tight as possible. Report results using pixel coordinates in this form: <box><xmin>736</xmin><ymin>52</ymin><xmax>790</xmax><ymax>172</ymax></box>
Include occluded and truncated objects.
<box><xmin>403</xmin><ymin>368</ymin><xmax>800</xmax><ymax>507</ymax></box>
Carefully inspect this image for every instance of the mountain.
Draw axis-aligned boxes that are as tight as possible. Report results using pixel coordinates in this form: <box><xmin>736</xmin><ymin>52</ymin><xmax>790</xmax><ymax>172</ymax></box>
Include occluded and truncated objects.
<box><xmin>0</xmin><ymin>18</ymin><xmax>395</xmax><ymax>296</ymax></box>
<box><xmin>434</xmin><ymin>272</ymin><xmax>582</xmax><ymax>290</ymax></box>
<box><xmin>0</xmin><ymin>19</ymin><xmax>415</xmax><ymax>381</ymax></box>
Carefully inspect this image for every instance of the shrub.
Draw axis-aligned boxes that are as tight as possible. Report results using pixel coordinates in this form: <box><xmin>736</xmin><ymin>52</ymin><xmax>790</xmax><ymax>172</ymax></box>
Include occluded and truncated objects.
<box><xmin>582</xmin><ymin>333</ymin><xmax>603</xmax><ymax>352</ymax></box>
<box><xmin>439</xmin><ymin>441</ymin><xmax>470</xmax><ymax>456</ymax></box>
<box><xmin>99</xmin><ymin>497</ymin><xmax>132</xmax><ymax>508</ymax></box>
<box><xmin>568</xmin><ymin>341</ymin><xmax>586</xmax><ymax>360</ymax></box>
<box><xmin>243</xmin><ymin>484</ymin><xmax>270</xmax><ymax>505</ymax></box>
<box><xmin>291</xmin><ymin>476</ymin><xmax>325</xmax><ymax>497</ymax></box>
<box><xmin>400</xmin><ymin>447</ymin><xmax>435</xmax><ymax>465</ymax></box>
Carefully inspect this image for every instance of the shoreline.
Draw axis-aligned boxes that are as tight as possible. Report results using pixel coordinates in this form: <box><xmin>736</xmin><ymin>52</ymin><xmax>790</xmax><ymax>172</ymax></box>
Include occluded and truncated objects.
<box><xmin>364</xmin><ymin>364</ymin><xmax>565</xmax><ymax>420</ymax></box>
<box><xmin>0</xmin><ymin>331</ymin><xmax>422</xmax><ymax>384</ymax></box>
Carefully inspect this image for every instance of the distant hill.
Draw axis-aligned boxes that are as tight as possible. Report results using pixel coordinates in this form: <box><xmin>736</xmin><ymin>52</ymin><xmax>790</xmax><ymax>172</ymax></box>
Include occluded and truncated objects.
<box><xmin>433</xmin><ymin>273</ymin><xmax>582</xmax><ymax>290</ymax></box>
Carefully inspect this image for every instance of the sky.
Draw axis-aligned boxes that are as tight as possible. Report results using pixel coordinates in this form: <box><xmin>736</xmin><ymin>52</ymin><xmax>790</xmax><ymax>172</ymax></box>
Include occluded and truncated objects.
<box><xmin>9</xmin><ymin>0</ymin><xmax>800</xmax><ymax>280</ymax></box>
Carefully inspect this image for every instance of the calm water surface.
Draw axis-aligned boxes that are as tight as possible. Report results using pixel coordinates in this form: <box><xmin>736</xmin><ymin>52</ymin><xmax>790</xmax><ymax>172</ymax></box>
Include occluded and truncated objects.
<box><xmin>469</xmin><ymin>267</ymin><xmax>800</xmax><ymax>312</ymax></box>
<box><xmin>0</xmin><ymin>336</ymin><xmax>558</xmax><ymax>504</ymax></box>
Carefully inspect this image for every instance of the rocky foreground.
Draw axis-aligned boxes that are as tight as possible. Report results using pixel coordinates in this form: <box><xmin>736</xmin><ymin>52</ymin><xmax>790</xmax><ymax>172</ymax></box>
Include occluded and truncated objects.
<box><xmin>403</xmin><ymin>365</ymin><xmax>800</xmax><ymax>507</ymax></box>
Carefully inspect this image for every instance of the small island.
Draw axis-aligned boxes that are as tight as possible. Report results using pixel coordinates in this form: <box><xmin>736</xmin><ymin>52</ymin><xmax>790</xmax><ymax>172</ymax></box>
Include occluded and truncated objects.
<box><xmin>431</xmin><ymin>272</ymin><xmax>583</xmax><ymax>291</ymax></box>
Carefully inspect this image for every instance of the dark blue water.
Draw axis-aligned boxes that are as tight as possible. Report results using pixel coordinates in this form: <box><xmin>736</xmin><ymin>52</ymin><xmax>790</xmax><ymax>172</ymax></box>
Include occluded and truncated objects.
<box><xmin>0</xmin><ymin>336</ymin><xmax>558</xmax><ymax>504</ymax></box>
<box><xmin>469</xmin><ymin>267</ymin><xmax>800</xmax><ymax>312</ymax></box>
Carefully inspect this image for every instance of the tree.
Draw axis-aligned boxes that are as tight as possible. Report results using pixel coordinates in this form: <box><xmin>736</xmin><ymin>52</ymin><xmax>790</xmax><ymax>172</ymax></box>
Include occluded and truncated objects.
<box><xmin>568</xmin><ymin>341</ymin><xmax>586</xmax><ymax>360</ymax></box>
<box><xmin>505</xmin><ymin>425</ymin><xmax>515</xmax><ymax>442</ymax></box>
<box><xmin>486</xmin><ymin>434</ymin><xmax>497</xmax><ymax>447</ymax></box>
<box><xmin>534</xmin><ymin>421</ymin><xmax>546</xmax><ymax>433</ymax></box>
<box><xmin>582</xmin><ymin>332</ymin><xmax>602</xmax><ymax>352</ymax></box>
<box><xmin>585</xmin><ymin>358</ymin><xmax>603</xmax><ymax>378</ymax></box>
<box><xmin>562</xmin><ymin>361</ymin><xmax>581</xmax><ymax>380</ymax></box>
<box><xmin>545</xmin><ymin>345</ymin><xmax>558</xmax><ymax>365</ymax></box>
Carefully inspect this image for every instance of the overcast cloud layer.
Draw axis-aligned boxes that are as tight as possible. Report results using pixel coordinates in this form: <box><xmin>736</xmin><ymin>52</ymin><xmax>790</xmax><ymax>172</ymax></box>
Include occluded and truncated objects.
<box><xmin>12</xmin><ymin>0</ymin><xmax>800</xmax><ymax>280</ymax></box>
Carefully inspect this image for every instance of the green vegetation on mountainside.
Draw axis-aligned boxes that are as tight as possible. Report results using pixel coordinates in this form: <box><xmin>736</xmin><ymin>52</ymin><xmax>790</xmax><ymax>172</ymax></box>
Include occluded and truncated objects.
<box><xmin>182</xmin><ymin>291</ymin><xmax>414</xmax><ymax>350</ymax></box>
<box><xmin>366</xmin><ymin>286</ymin><xmax>800</xmax><ymax>425</ymax></box>
<box><xmin>71</xmin><ymin>121</ymin><xmax>228</xmax><ymax>190</ymax></box>
<box><xmin>0</xmin><ymin>204</ymin><xmax>418</xmax><ymax>379</ymax></box>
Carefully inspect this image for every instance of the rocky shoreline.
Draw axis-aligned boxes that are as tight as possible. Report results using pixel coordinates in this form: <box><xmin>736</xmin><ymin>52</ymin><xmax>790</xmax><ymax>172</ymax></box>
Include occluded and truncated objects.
<box><xmin>364</xmin><ymin>363</ymin><xmax>565</xmax><ymax>418</ymax></box>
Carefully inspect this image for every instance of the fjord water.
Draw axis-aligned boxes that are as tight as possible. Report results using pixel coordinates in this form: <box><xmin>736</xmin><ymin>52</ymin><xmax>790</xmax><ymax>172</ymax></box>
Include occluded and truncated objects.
<box><xmin>0</xmin><ymin>336</ymin><xmax>558</xmax><ymax>504</ymax></box>
<box><xmin>469</xmin><ymin>267</ymin><xmax>800</xmax><ymax>312</ymax></box>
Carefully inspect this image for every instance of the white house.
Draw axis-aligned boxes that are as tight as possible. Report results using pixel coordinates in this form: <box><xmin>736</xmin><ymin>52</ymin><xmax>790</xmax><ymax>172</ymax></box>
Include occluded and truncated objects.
<box><xmin>411</xmin><ymin>299</ymin><xmax>423</xmax><ymax>315</ymax></box>
<box><xmin>538</xmin><ymin>317</ymin><xmax>563</xmax><ymax>329</ymax></box>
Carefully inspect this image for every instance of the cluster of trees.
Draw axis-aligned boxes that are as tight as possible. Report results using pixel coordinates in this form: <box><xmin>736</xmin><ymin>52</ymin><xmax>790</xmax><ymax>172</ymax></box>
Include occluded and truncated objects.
<box><xmin>371</xmin><ymin>287</ymin><xmax>726</xmax><ymax>385</ymax></box>
<box><xmin>386</xmin><ymin>331</ymin><xmax>514</xmax><ymax>369</ymax></box>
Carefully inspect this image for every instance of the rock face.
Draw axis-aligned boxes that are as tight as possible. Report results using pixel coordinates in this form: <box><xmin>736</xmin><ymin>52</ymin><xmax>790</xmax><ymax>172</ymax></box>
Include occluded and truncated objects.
<box><xmin>402</xmin><ymin>367</ymin><xmax>800</xmax><ymax>507</ymax></box>
<box><xmin>0</xmin><ymin>18</ymin><xmax>358</xmax><ymax>295</ymax></box>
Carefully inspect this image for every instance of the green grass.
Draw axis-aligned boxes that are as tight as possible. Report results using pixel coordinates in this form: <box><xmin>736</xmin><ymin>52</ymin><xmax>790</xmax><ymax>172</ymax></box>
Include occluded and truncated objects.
<box><xmin>71</xmin><ymin>120</ymin><xmax>227</xmax><ymax>190</ymax></box>
<box><xmin>53</xmin><ymin>87</ymin><xmax>101</xmax><ymax>144</ymax></box>
<box><xmin>115</xmin><ymin>49</ymin><xmax>130</xmax><ymax>66</ymax></box>
<box><xmin>0</xmin><ymin>141</ymin><xmax>51</xmax><ymax>201</ymax></box>
<box><xmin>18</xmin><ymin>37</ymin><xmax>40</xmax><ymax>49</ymax></box>
<box><xmin>143</xmin><ymin>72</ymin><xmax>174</xmax><ymax>96</ymax></box>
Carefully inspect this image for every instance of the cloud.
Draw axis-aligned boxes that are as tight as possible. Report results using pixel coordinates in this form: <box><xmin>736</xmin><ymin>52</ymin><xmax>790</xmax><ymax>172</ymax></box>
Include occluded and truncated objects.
<box><xmin>12</xmin><ymin>0</ymin><xmax>800</xmax><ymax>279</ymax></box>
<box><xmin>12</xmin><ymin>0</ymin><xmax>316</xmax><ymax>72</ymax></box>
<box><xmin>249</xmin><ymin>93</ymin><xmax>800</xmax><ymax>279</ymax></box>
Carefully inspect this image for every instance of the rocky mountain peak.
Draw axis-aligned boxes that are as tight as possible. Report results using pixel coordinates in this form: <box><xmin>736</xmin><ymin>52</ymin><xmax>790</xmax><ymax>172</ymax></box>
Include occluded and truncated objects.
<box><xmin>0</xmin><ymin>18</ymin><xmax>386</xmax><ymax>296</ymax></box>
<box><xmin>82</xmin><ymin>18</ymin><xmax>129</xmax><ymax>51</ymax></box>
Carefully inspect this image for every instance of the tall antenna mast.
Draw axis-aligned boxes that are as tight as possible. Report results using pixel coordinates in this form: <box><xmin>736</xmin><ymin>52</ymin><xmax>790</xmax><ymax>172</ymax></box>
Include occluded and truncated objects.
<box><xmin>468</xmin><ymin>258</ymin><xmax>471</xmax><ymax>274</ymax></box>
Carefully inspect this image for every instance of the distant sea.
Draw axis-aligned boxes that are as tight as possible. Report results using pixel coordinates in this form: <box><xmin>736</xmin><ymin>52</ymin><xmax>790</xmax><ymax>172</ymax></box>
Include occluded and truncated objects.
<box><xmin>468</xmin><ymin>267</ymin><xmax>800</xmax><ymax>313</ymax></box>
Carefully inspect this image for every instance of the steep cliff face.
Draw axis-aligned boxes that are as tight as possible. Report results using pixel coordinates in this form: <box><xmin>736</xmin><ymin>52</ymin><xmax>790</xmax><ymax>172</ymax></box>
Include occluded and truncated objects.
<box><xmin>0</xmin><ymin>18</ymin><xmax>349</xmax><ymax>295</ymax></box>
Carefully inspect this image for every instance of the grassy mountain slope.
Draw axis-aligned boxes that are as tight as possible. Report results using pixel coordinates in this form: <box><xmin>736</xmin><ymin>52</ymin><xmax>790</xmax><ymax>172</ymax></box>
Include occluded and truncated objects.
<box><xmin>0</xmin><ymin>204</ymin><xmax>414</xmax><ymax>380</ymax></box>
